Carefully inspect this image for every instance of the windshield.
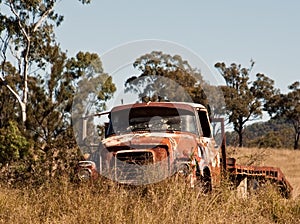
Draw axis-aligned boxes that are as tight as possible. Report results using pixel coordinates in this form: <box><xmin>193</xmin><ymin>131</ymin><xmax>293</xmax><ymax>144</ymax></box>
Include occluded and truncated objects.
<box><xmin>107</xmin><ymin>106</ymin><xmax>198</xmax><ymax>136</ymax></box>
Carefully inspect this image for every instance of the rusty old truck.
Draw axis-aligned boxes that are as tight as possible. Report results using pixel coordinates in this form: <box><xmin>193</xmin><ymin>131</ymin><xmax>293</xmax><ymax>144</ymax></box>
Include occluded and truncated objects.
<box><xmin>77</xmin><ymin>101</ymin><xmax>293</xmax><ymax>197</ymax></box>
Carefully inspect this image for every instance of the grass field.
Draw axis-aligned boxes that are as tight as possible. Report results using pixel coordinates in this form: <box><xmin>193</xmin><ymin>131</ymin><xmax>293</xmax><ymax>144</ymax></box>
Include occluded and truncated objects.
<box><xmin>1</xmin><ymin>147</ymin><xmax>300</xmax><ymax>224</ymax></box>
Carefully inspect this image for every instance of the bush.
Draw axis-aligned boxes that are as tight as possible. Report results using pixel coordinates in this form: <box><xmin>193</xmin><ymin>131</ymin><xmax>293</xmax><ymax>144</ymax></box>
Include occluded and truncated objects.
<box><xmin>0</xmin><ymin>121</ymin><xmax>82</xmax><ymax>186</ymax></box>
<box><xmin>0</xmin><ymin>121</ymin><xmax>32</xmax><ymax>166</ymax></box>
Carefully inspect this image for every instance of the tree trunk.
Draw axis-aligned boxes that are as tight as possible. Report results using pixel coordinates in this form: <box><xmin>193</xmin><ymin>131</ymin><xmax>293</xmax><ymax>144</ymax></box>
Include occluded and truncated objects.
<box><xmin>238</xmin><ymin>117</ymin><xmax>244</xmax><ymax>147</ymax></box>
<box><xmin>0</xmin><ymin>79</ymin><xmax>26</xmax><ymax>123</ymax></box>
<box><xmin>292</xmin><ymin>120</ymin><xmax>300</xmax><ymax>150</ymax></box>
<box><xmin>21</xmin><ymin>40</ymin><xmax>30</xmax><ymax>124</ymax></box>
<box><xmin>20</xmin><ymin>101</ymin><xmax>26</xmax><ymax>124</ymax></box>
<box><xmin>238</xmin><ymin>129</ymin><xmax>243</xmax><ymax>147</ymax></box>
<box><xmin>294</xmin><ymin>131</ymin><xmax>299</xmax><ymax>150</ymax></box>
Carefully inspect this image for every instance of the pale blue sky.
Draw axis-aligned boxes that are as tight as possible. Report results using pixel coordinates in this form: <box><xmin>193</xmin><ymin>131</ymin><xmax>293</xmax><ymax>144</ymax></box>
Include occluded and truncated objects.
<box><xmin>56</xmin><ymin>0</ymin><xmax>300</xmax><ymax>93</ymax></box>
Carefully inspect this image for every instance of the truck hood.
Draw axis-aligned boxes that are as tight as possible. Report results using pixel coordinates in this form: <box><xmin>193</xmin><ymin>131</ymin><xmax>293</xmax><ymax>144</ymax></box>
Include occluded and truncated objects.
<box><xmin>101</xmin><ymin>132</ymin><xmax>203</xmax><ymax>159</ymax></box>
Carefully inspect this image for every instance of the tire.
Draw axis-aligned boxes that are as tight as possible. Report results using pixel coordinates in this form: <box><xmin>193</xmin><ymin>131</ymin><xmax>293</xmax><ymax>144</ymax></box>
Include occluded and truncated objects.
<box><xmin>197</xmin><ymin>167</ymin><xmax>212</xmax><ymax>194</ymax></box>
<box><xmin>247</xmin><ymin>178</ymin><xmax>260</xmax><ymax>194</ymax></box>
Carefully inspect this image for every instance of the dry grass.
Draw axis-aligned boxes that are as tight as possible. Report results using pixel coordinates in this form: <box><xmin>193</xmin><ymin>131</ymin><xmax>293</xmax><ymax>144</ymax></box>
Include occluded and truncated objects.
<box><xmin>1</xmin><ymin>147</ymin><xmax>300</xmax><ymax>224</ymax></box>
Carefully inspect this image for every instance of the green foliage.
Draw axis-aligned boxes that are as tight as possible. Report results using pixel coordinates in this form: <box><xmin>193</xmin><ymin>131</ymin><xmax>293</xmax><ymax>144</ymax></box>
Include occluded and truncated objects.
<box><xmin>215</xmin><ymin>61</ymin><xmax>277</xmax><ymax>147</ymax></box>
<box><xmin>0</xmin><ymin>121</ymin><xmax>31</xmax><ymax>165</ymax></box>
<box><xmin>285</xmin><ymin>82</ymin><xmax>300</xmax><ymax>149</ymax></box>
<box><xmin>0</xmin><ymin>62</ymin><xmax>22</xmax><ymax>127</ymax></box>
<box><xmin>0</xmin><ymin>0</ymin><xmax>92</xmax><ymax>125</ymax></box>
<box><xmin>248</xmin><ymin>132</ymin><xmax>283</xmax><ymax>149</ymax></box>
<box><xmin>0</xmin><ymin>0</ymin><xmax>65</xmax><ymax>124</ymax></box>
<box><xmin>125</xmin><ymin>51</ymin><xmax>208</xmax><ymax>106</ymax></box>
<box><xmin>1</xmin><ymin>0</ymin><xmax>114</xmax><ymax>147</ymax></box>
<box><xmin>71</xmin><ymin>52</ymin><xmax>116</xmax><ymax>113</ymax></box>
<box><xmin>79</xmin><ymin>0</ymin><xmax>92</xmax><ymax>4</ymax></box>
<box><xmin>265</xmin><ymin>81</ymin><xmax>300</xmax><ymax>149</ymax></box>
<box><xmin>0</xmin><ymin>0</ymin><xmax>64</xmax><ymax>69</ymax></box>
<box><xmin>226</xmin><ymin>118</ymin><xmax>294</xmax><ymax>148</ymax></box>
<box><xmin>0</xmin><ymin>0</ymin><xmax>116</xmax><ymax>186</ymax></box>
<box><xmin>0</xmin><ymin>122</ymin><xmax>81</xmax><ymax>186</ymax></box>
<box><xmin>23</xmin><ymin>50</ymin><xmax>116</xmax><ymax>146</ymax></box>
<box><xmin>69</xmin><ymin>52</ymin><xmax>116</xmax><ymax>151</ymax></box>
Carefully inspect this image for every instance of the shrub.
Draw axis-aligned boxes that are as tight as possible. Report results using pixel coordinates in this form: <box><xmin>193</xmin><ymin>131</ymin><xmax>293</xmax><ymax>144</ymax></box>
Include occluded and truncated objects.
<box><xmin>0</xmin><ymin>121</ymin><xmax>32</xmax><ymax>166</ymax></box>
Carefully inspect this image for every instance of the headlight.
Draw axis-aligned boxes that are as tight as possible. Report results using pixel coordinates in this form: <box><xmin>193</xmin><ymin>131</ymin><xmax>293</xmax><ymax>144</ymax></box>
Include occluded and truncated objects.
<box><xmin>78</xmin><ymin>168</ymin><xmax>92</xmax><ymax>181</ymax></box>
<box><xmin>176</xmin><ymin>163</ymin><xmax>190</xmax><ymax>176</ymax></box>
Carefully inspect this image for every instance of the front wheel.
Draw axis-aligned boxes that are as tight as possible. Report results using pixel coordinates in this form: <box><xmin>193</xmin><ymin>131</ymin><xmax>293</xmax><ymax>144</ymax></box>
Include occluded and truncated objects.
<box><xmin>196</xmin><ymin>167</ymin><xmax>212</xmax><ymax>194</ymax></box>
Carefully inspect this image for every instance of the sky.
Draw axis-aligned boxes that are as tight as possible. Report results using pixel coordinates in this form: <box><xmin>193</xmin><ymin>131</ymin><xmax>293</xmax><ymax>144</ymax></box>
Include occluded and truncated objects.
<box><xmin>55</xmin><ymin>0</ymin><xmax>300</xmax><ymax>95</ymax></box>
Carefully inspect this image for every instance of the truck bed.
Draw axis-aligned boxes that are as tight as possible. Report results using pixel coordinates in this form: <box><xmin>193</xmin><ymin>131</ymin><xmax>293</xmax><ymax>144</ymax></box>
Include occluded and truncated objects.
<box><xmin>226</xmin><ymin>158</ymin><xmax>293</xmax><ymax>198</ymax></box>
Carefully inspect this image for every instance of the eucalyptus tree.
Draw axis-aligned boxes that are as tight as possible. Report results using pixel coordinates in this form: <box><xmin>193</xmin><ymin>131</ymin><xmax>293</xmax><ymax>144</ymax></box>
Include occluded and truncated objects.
<box><xmin>0</xmin><ymin>0</ymin><xmax>117</xmax><ymax>144</ymax></box>
<box><xmin>125</xmin><ymin>51</ymin><xmax>208</xmax><ymax>106</ymax></box>
<box><xmin>215</xmin><ymin>61</ymin><xmax>276</xmax><ymax>147</ymax></box>
<box><xmin>0</xmin><ymin>0</ymin><xmax>91</xmax><ymax>125</ymax></box>
<box><xmin>25</xmin><ymin>49</ymin><xmax>115</xmax><ymax>145</ymax></box>
<box><xmin>265</xmin><ymin>81</ymin><xmax>300</xmax><ymax>149</ymax></box>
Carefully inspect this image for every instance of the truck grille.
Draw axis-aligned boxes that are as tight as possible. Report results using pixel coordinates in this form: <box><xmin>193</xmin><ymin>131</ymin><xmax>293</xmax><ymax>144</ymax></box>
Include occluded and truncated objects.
<box><xmin>116</xmin><ymin>151</ymin><xmax>154</xmax><ymax>165</ymax></box>
<box><xmin>114</xmin><ymin>150</ymin><xmax>154</xmax><ymax>184</ymax></box>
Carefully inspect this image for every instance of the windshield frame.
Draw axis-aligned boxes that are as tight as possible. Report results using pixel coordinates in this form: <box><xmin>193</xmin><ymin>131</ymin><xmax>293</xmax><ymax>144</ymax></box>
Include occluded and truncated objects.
<box><xmin>106</xmin><ymin>106</ymin><xmax>200</xmax><ymax>136</ymax></box>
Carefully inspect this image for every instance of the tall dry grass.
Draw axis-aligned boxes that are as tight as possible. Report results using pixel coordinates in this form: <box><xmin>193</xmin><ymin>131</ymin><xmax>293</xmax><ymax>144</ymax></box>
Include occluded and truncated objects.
<box><xmin>1</xmin><ymin>147</ymin><xmax>300</xmax><ymax>224</ymax></box>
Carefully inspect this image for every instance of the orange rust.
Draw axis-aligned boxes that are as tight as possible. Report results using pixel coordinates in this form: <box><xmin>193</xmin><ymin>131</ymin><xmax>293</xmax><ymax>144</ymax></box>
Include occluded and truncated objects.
<box><xmin>226</xmin><ymin>157</ymin><xmax>293</xmax><ymax>197</ymax></box>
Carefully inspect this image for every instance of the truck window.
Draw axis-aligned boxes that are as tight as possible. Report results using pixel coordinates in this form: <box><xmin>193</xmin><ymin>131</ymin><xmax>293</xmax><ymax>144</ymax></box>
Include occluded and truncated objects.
<box><xmin>107</xmin><ymin>107</ymin><xmax>199</xmax><ymax>135</ymax></box>
<box><xmin>198</xmin><ymin>110</ymin><xmax>211</xmax><ymax>137</ymax></box>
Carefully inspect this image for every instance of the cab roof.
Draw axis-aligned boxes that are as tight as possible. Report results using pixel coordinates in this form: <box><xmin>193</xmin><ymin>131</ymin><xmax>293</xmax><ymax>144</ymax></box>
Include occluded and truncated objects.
<box><xmin>111</xmin><ymin>101</ymin><xmax>207</xmax><ymax>113</ymax></box>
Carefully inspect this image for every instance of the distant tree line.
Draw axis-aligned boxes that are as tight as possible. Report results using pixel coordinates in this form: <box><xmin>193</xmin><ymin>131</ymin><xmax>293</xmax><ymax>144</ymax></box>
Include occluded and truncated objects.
<box><xmin>214</xmin><ymin>62</ymin><xmax>299</xmax><ymax>150</ymax></box>
<box><xmin>226</xmin><ymin>118</ymin><xmax>295</xmax><ymax>149</ymax></box>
